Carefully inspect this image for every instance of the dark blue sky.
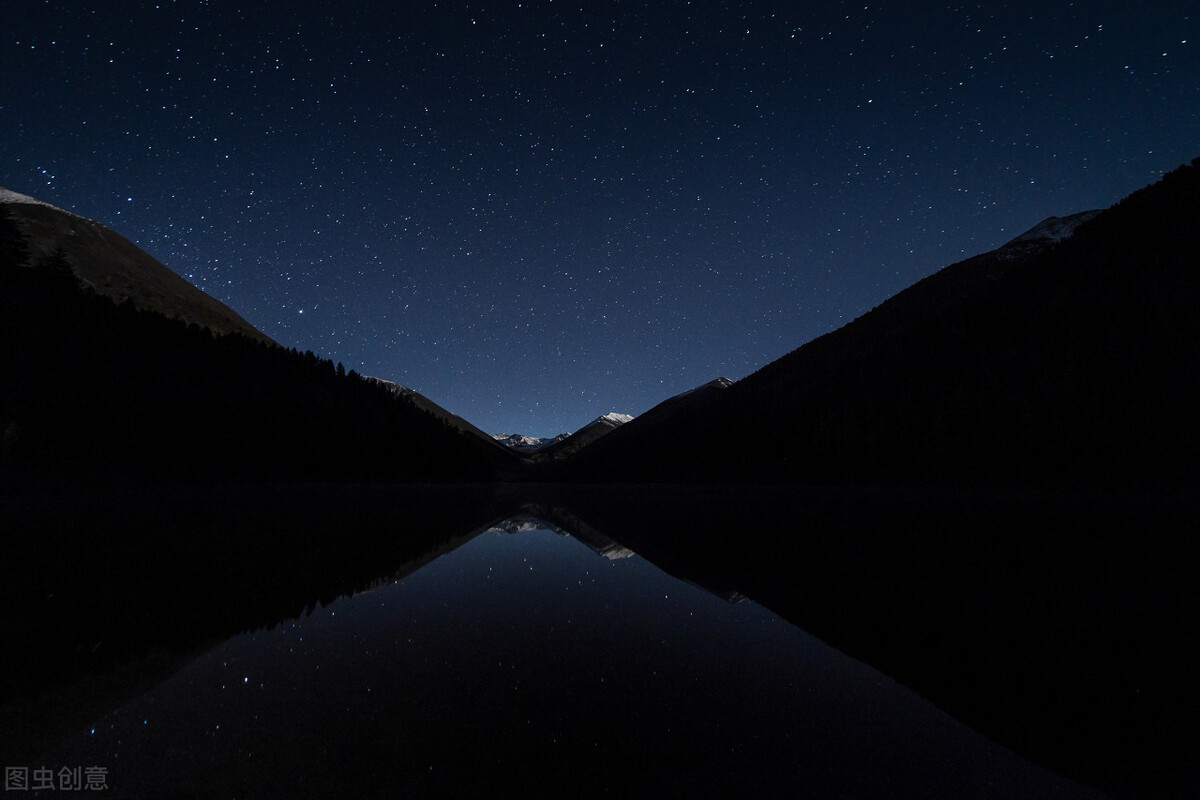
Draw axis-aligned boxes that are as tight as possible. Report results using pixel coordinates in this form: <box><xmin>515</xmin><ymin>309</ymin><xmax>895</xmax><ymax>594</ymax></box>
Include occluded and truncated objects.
<box><xmin>3</xmin><ymin>1</ymin><xmax>1196</xmax><ymax>435</ymax></box>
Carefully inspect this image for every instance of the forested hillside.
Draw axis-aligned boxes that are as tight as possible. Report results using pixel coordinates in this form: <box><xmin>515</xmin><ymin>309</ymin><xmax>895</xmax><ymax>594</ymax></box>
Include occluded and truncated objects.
<box><xmin>1</xmin><ymin>205</ymin><xmax>509</xmax><ymax>485</ymax></box>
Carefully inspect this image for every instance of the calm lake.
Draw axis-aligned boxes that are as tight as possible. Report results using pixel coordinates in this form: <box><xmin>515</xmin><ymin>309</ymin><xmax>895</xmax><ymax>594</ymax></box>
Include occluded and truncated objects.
<box><xmin>34</xmin><ymin>513</ymin><xmax>1101</xmax><ymax>799</ymax></box>
<box><xmin>4</xmin><ymin>483</ymin><xmax>1197</xmax><ymax>798</ymax></box>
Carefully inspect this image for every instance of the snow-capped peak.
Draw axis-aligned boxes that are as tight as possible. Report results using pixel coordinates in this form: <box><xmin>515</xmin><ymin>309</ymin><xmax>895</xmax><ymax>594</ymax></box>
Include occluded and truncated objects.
<box><xmin>670</xmin><ymin>376</ymin><xmax>735</xmax><ymax>401</ymax></box>
<box><xmin>1005</xmin><ymin>210</ymin><xmax>1101</xmax><ymax>247</ymax></box>
<box><xmin>600</xmin><ymin>412</ymin><xmax>634</xmax><ymax>425</ymax></box>
<box><xmin>0</xmin><ymin>187</ymin><xmax>72</xmax><ymax>215</ymax></box>
<box><xmin>491</xmin><ymin>432</ymin><xmax>569</xmax><ymax>451</ymax></box>
<box><xmin>492</xmin><ymin>433</ymin><xmax>547</xmax><ymax>447</ymax></box>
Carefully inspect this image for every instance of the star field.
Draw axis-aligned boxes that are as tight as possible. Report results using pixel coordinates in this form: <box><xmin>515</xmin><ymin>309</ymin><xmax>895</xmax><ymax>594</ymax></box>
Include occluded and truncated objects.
<box><xmin>3</xmin><ymin>1</ymin><xmax>1197</xmax><ymax>435</ymax></box>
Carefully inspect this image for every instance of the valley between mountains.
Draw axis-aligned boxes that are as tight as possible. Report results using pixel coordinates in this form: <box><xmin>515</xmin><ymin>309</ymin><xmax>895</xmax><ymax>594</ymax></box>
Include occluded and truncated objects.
<box><xmin>3</xmin><ymin>163</ymin><xmax>1199</xmax><ymax>799</ymax></box>
<box><xmin>5</xmin><ymin>162</ymin><xmax>1199</xmax><ymax>487</ymax></box>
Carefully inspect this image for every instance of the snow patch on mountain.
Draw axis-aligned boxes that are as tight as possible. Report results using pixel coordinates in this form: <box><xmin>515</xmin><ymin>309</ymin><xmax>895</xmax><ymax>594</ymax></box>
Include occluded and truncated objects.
<box><xmin>492</xmin><ymin>432</ymin><xmax>567</xmax><ymax>451</ymax></box>
<box><xmin>367</xmin><ymin>376</ymin><xmax>414</xmax><ymax>396</ymax></box>
<box><xmin>1003</xmin><ymin>210</ymin><xmax>1101</xmax><ymax>249</ymax></box>
<box><xmin>494</xmin><ymin>410</ymin><xmax>635</xmax><ymax>457</ymax></box>
<box><xmin>0</xmin><ymin>187</ymin><xmax>72</xmax><ymax>214</ymax></box>
<box><xmin>596</xmin><ymin>542</ymin><xmax>636</xmax><ymax>560</ymax></box>
<box><xmin>492</xmin><ymin>433</ymin><xmax>544</xmax><ymax>447</ymax></box>
<box><xmin>487</xmin><ymin>518</ymin><xmax>550</xmax><ymax>535</ymax></box>
<box><xmin>672</xmin><ymin>376</ymin><xmax>735</xmax><ymax>400</ymax></box>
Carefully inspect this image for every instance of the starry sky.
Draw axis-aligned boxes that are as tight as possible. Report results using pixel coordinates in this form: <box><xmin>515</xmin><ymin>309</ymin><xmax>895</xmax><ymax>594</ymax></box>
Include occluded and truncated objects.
<box><xmin>3</xmin><ymin>1</ymin><xmax>1197</xmax><ymax>436</ymax></box>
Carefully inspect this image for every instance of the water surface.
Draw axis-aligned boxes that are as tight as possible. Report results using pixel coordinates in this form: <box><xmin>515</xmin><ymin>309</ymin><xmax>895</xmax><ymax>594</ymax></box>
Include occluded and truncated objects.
<box><xmin>43</xmin><ymin>517</ymin><xmax>1100</xmax><ymax>799</ymax></box>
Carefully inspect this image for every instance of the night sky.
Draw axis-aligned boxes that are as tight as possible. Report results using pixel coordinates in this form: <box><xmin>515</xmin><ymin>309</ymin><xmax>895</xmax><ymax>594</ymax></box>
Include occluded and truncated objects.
<box><xmin>3</xmin><ymin>2</ymin><xmax>1196</xmax><ymax>436</ymax></box>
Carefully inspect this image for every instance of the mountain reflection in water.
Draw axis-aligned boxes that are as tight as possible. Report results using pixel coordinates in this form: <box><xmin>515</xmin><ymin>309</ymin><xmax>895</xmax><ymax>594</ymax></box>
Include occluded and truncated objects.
<box><xmin>5</xmin><ymin>483</ymin><xmax>1196</xmax><ymax>798</ymax></box>
<box><xmin>37</xmin><ymin>513</ymin><xmax>1099</xmax><ymax>799</ymax></box>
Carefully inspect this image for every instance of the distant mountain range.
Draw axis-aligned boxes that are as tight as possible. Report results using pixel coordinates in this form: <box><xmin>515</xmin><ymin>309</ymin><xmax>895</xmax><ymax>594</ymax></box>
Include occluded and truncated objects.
<box><xmin>492</xmin><ymin>432</ymin><xmax>567</xmax><ymax>451</ymax></box>
<box><xmin>491</xmin><ymin>412</ymin><xmax>636</xmax><ymax>459</ymax></box>
<box><xmin>4</xmin><ymin>158</ymin><xmax>1198</xmax><ymax>487</ymax></box>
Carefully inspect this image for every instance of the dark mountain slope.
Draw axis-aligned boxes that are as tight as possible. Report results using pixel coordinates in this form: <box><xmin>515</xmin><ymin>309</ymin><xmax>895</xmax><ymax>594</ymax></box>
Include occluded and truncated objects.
<box><xmin>544</xmin><ymin>377</ymin><xmax>732</xmax><ymax>472</ymax></box>
<box><xmin>370</xmin><ymin>378</ymin><xmax>513</xmax><ymax>451</ymax></box>
<box><xmin>562</xmin><ymin>160</ymin><xmax>1200</xmax><ymax>486</ymax></box>
<box><xmin>520</xmin><ymin>379</ymin><xmax>732</xmax><ymax>477</ymax></box>
<box><xmin>0</xmin><ymin>202</ymin><xmax>511</xmax><ymax>485</ymax></box>
<box><xmin>1</xmin><ymin>188</ymin><xmax>275</xmax><ymax>345</ymax></box>
<box><xmin>368</xmin><ymin>378</ymin><xmax>531</xmax><ymax>480</ymax></box>
<box><xmin>616</xmin><ymin>377</ymin><xmax>733</xmax><ymax>438</ymax></box>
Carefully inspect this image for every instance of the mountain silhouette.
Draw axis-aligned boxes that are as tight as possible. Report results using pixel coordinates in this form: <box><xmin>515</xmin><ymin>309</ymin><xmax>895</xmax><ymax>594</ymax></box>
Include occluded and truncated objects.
<box><xmin>0</xmin><ymin>194</ymin><xmax>511</xmax><ymax>485</ymax></box>
<box><xmin>6</xmin><ymin>158</ymin><xmax>1198</xmax><ymax>488</ymax></box>
<box><xmin>1</xmin><ymin>187</ymin><xmax>274</xmax><ymax>345</ymax></box>
<box><xmin>558</xmin><ymin>160</ymin><xmax>1200</xmax><ymax>487</ymax></box>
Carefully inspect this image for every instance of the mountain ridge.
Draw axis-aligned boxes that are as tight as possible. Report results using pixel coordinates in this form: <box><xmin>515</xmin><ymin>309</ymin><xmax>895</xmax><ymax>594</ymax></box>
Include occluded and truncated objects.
<box><xmin>555</xmin><ymin>159</ymin><xmax>1200</xmax><ymax>486</ymax></box>
<box><xmin>0</xmin><ymin>198</ymin><xmax>511</xmax><ymax>484</ymax></box>
<box><xmin>5</xmin><ymin>159</ymin><xmax>1197</xmax><ymax>488</ymax></box>
<box><xmin>1</xmin><ymin>186</ymin><xmax>275</xmax><ymax>346</ymax></box>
